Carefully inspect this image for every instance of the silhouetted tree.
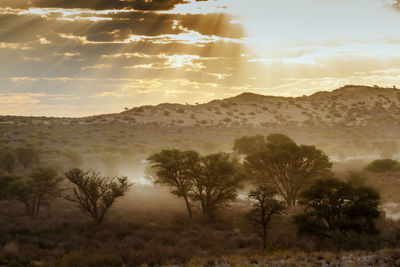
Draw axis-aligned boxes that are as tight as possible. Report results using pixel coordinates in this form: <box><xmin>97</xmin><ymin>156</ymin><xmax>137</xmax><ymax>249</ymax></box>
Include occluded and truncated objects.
<box><xmin>294</xmin><ymin>177</ymin><xmax>380</xmax><ymax>240</ymax></box>
<box><xmin>64</xmin><ymin>168</ymin><xmax>131</xmax><ymax>224</ymax></box>
<box><xmin>190</xmin><ymin>153</ymin><xmax>241</xmax><ymax>218</ymax></box>
<box><xmin>16</xmin><ymin>168</ymin><xmax>63</xmax><ymax>217</ymax></box>
<box><xmin>148</xmin><ymin>150</ymin><xmax>200</xmax><ymax>219</ymax></box>
<box><xmin>236</xmin><ymin>134</ymin><xmax>332</xmax><ymax>207</ymax></box>
<box><xmin>248</xmin><ymin>185</ymin><xmax>286</xmax><ymax>249</ymax></box>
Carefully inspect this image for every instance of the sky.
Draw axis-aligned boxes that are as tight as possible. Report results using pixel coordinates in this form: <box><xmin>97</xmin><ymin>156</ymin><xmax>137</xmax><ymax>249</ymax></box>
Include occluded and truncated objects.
<box><xmin>1</xmin><ymin>0</ymin><xmax>400</xmax><ymax>117</ymax></box>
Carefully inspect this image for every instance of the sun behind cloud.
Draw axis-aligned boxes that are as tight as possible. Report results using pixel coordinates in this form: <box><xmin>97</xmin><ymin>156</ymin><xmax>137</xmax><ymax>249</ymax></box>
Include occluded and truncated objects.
<box><xmin>0</xmin><ymin>0</ymin><xmax>400</xmax><ymax>116</ymax></box>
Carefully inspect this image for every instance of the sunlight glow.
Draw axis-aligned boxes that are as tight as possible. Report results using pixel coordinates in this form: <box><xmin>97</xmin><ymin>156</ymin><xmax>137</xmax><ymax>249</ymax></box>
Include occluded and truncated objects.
<box><xmin>1</xmin><ymin>0</ymin><xmax>400</xmax><ymax>116</ymax></box>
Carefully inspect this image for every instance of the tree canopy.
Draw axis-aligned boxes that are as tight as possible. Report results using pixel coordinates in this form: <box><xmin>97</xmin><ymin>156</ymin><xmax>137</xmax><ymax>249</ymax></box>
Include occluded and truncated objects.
<box><xmin>16</xmin><ymin>167</ymin><xmax>63</xmax><ymax>217</ymax></box>
<box><xmin>148</xmin><ymin>150</ymin><xmax>242</xmax><ymax>219</ymax></box>
<box><xmin>191</xmin><ymin>153</ymin><xmax>242</xmax><ymax>218</ymax></box>
<box><xmin>236</xmin><ymin>134</ymin><xmax>332</xmax><ymax>207</ymax></box>
<box><xmin>294</xmin><ymin>177</ymin><xmax>381</xmax><ymax>241</ymax></box>
<box><xmin>148</xmin><ymin>149</ymin><xmax>201</xmax><ymax>219</ymax></box>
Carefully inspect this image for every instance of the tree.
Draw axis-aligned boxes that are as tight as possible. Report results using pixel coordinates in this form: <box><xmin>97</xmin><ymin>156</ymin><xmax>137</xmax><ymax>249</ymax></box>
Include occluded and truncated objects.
<box><xmin>15</xmin><ymin>147</ymin><xmax>39</xmax><ymax>169</ymax></box>
<box><xmin>248</xmin><ymin>185</ymin><xmax>286</xmax><ymax>249</ymax></box>
<box><xmin>234</xmin><ymin>135</ymin><xmax>266</xmax><ymax>155</ymax></box>
<box><xmin>294</xmin><ymin>177</ymin><xmax>381</xmax><ymax>242</ymax></box>
<box><xmin>236</xmin><ymin>134</ymin><xmax>332</xmax><ymax>207</ymax></box>
<box><xmin>0</xmin><ymin>151</ymin><xmax>16</xmax><ymax>173</ymax></box>
<box><xmin>190</xmin><ymin>153</ymin><xmax>241</xmax><ymax>218</ymax></box>
<box><xmin>16</xmin><ymin>168</ymin><xmax>63</xmax><ymax>217</ymax></box>
<box><xmin>365</xmin><ymin>159</ymin><xmax>400</xmax><ymax>173</ymax></box>
<box><xmin>148</xmin><ymin>150</ymin><xmax>200</xmax><ymax>219</ymax></box>
<box><xmin>64</xmin><ymin>168</ymin><xmax>131</xmax><ymax>224</ymax></box>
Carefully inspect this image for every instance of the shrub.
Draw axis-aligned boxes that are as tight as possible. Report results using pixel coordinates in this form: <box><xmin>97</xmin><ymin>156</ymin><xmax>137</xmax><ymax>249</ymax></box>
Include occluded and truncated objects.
<box><xmin>365</xmin><ymin>159</ymin><xmax>400</xmax><ymax>173</ymax></box>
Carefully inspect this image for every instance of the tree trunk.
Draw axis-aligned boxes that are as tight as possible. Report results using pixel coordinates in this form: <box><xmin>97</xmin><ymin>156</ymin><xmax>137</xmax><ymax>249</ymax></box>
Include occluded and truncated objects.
<box><xmin>285</xmin><ymin>193</ymin><xmax>296</xmax><ymax>207</ymax></box>
<box><xmin>183</xmin><ymin>195</ymin><xmax>192</xmax><ymax>219</ymax></box>
<box><xmin>262</xmin><ymin>223</ymin><xmax>267</xmax><ymax>249</ymax></box>
<box><xmin>285</xmin><ymin>197</ymin><xmax>292</xmax><ymax>207</ymax></box>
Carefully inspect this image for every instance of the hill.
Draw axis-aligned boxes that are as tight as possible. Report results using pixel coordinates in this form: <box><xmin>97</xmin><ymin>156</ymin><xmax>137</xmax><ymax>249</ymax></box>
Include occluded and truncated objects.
<box><xmin>1</xmin><ymin>85</ymin><xmax>400</xmax><ymax>178</ymax></box>
<box><xmin>77</xmin><ymin>85</ymin><xmax>400</xmax><ymax>128</ymax></box>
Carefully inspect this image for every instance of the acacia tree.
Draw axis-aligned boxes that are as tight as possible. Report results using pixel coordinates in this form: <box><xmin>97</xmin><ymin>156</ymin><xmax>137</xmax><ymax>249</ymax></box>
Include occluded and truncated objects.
<box><xmin>248</xmin><ymin>185</ymin><xmax>286</xmax><ymax>249</ymax></box>
<box><xmin>64</xmin><ymin>168</ymin><xmax>131</xmax><ymax>224</ymax></box>
<box><xmin>233</xmin><ymin>135</ymin><xmax>266</xmax><ymax>155</ymax></box>
<box><xmin>148</xmin><ymin>150</ymin><xmax>200</xmax><ymax>219</ymax></box>
<box><xmin>294</xmin><ymin>177</ymin><xmax>381</xmax><ymax>248</ymax></box>
<box><xmin>190</xmin><ymin>153</ymin><xmax>241</xmax><ymax>218</ymax></box>
<box><xmin>236</xmin><ymin>134</ymin><xmax>332</xmax><ymax>207</ymax></box>
<box><xmin>17</xmin><ymin>168</ymin><xmax>63</xmax><ymax>217</ymax></box>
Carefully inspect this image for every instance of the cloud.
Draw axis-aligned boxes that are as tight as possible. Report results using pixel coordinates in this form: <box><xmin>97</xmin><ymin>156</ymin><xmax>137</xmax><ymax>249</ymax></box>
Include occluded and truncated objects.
<box><xmin>0</xmin><ymin>0</ymin><xmax>192</xmax><ymax>11</ymax></box>
<box><xmin>1</xmin><ymin>0</ymin><xmax>400</xmax><ymax>117</ymax></box>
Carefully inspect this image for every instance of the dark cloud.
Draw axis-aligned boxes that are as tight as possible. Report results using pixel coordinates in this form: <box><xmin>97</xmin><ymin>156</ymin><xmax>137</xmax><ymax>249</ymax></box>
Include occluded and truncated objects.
<box><xmin>180</xmin><ymin>13</ymin><xmax>245</xmax><ymax>39</ymax></box>
<box><xmin>0</xmin><ymin>10</ymin><xmax>245</xmax><ymax>44</ymax></box>
<box><xmin>0</xmin><ymin>0</ymin><xmax>249</xmax><ymax>116</ymax></box>
<box><xmin>0</xmin><ymin>0</ymin><xmax>190</xmax><ymax>11</ymax></box>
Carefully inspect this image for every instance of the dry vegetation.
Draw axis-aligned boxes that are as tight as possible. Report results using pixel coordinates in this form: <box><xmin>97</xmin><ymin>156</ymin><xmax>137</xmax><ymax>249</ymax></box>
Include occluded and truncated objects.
<box><xmin>1</xmin><ymin>188</ymin><xmax>400</xmax><ymax>266</ymax></box>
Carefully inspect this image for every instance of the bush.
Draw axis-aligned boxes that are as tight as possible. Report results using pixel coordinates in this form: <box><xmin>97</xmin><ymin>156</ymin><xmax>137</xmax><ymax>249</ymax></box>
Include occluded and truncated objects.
<box><xmin>365</xmin><ymin>159</ymin><xmax>400</xmax><ymax>173</ymax></box>
<box><xmin>294</xmin><ymin>177</ymin><xmax>381</xmax><ymax>250</ymax></box>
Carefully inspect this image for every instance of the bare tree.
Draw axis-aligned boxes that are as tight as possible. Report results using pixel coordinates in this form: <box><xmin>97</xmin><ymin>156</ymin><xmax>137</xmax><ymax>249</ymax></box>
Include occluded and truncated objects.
<box><xmin>64</xmin><ymin>168</ymin><xmax>131</xmax><ymax>224</ymax></box>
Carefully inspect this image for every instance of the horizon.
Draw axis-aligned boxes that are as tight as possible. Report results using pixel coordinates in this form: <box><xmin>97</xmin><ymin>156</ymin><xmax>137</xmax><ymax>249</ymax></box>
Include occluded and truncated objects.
<box><xmin>1</xmin><ymin>0</ymin><xmax>400</xmax><ymax>116</ymax></box>
<box><xmin>0</xmin><ymin>84</ymin><xmax>397</xmax><ymax>119</ymax></box>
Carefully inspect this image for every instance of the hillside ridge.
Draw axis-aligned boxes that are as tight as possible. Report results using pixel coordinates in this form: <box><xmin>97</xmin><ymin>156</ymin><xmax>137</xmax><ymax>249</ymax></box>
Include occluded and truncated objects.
<box><xmin>1</xmin><ymin>85</ymin><xmax>400</xmax><ymax>129</ymax></box>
